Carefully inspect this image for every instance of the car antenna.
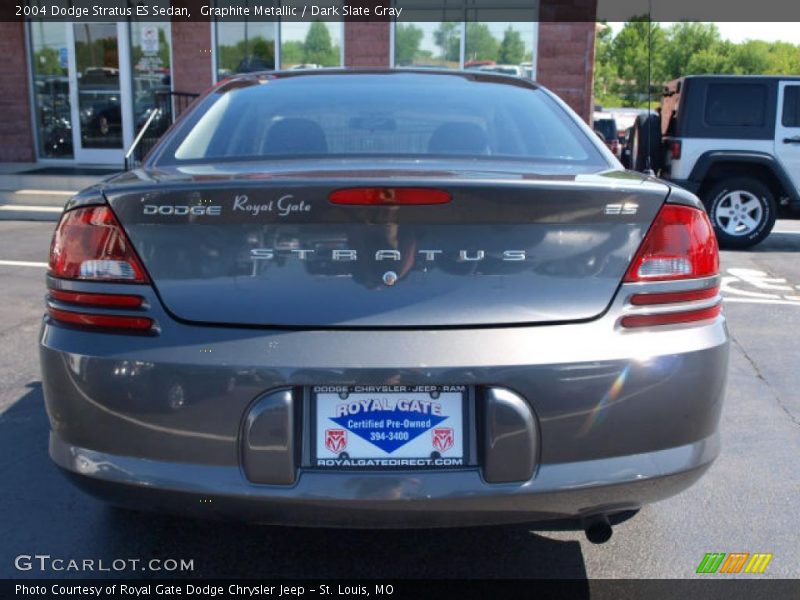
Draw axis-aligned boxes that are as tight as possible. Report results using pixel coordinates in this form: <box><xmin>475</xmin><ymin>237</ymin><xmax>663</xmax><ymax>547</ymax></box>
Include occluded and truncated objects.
<box><xmin>644</xmin><ymin>1</ymin><xmax>655</xmax><ymax>176</ymax></box>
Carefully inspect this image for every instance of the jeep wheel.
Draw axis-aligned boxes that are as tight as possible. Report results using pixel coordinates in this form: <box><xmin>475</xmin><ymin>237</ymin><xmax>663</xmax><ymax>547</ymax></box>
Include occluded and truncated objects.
<box><xmin>704</xmin><ymin>178</ymin><xmax>776</xmax><ymax>249</ymax></box>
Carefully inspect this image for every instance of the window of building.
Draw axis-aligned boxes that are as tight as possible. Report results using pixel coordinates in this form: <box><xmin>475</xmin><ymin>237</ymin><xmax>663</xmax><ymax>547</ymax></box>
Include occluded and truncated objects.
<box><xmin>129</xmin><ymin>23</ymin><xmax>172</xmax><ymax>131</ymax></box>
<box><xmin>215</xmin><ymin>19</ymin><xmax>276</xmax><ymax>79</ymax></box>
<box><xmin>393</xmin><ymin>3</ymin><xmax>538</xmax><ymax>78</ymax></box>
<box><xmin>280</xmin><ymin>0</ymin><xmax>342</xmax><ymax>69</ymax></box>
<box><xmin>213</xmin><ymin>1</ymin><xmax>343</xmax><ymax>81</ymax></box>
<box><xmin>29</xmin><ymin>21</ymin><xmax>73</xmax><ymax>158</ymax></box>
<box><xmin>394</xmin><ymin>12</ymin><xmax>463</xmax><ymax>69</ymax></box>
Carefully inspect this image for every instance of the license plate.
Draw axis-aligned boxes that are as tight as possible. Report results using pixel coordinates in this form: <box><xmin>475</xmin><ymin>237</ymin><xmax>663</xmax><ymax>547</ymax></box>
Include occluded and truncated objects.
<box><xmin>312</xmin><ymin>385</ymin><xmax>468</xmax><ymax>470</ymax></box>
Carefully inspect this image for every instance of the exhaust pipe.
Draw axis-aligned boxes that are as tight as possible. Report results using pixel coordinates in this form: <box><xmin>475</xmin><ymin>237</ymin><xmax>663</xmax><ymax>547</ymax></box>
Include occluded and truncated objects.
<box><xmin>584</xmin><ymin>514</ymin><xmax>613</xmax><ymax>544</ymax></box>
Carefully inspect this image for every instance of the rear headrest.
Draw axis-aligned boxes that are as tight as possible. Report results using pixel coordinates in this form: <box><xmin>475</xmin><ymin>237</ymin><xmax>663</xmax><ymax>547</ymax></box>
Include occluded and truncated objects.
<box><xmin>428</xmin><ymin>122</ymin><xmax>489</xmax><ymax>155</ymax></box>
<box><xmin>261</xmin><ymin>118</ymin><xmax>328</xmax><ymax>155</ymax></box>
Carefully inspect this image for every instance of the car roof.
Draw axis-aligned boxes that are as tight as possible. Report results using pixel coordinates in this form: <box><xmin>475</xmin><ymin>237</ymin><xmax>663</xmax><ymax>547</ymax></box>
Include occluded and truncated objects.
<box><xmin>215</xmin><ymin>68</ymin><xmax>542</xmax><ymax>92</ymax></box>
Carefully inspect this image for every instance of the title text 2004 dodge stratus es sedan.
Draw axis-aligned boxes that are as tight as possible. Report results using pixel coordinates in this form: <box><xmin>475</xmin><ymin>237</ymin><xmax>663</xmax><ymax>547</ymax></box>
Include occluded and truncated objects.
<box><xmin>40</xmin><ymin>70</ymin><xmax>728</xmax><ymax>541</ymax></box>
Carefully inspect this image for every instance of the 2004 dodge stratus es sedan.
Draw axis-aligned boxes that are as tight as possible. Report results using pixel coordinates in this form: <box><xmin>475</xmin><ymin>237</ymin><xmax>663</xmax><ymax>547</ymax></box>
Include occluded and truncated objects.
<box><xmin>40</xmin><ymin>70</ymin><xmax>728</xmax><ymax>540</ymax></box>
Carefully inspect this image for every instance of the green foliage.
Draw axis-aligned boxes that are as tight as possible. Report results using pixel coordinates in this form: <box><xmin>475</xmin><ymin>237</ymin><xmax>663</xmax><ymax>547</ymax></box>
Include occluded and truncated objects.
<box><xmin>33</xmin><ymin>47</ymin><xmax>63</xmax><ymax>76</ymax></box>
<box><xmin>465</xmin><ymin>22</ymin><xmax>500</xmax><ymax>62</ymax></box>
<box><xmin>434</xmin><ymin>22</ymin><xmax>461</xmax><ymax>63</ymax></box>
<box><xmin>280</xmin><ymin>41</ymin><xmax>304</xmax><ymax>66</ymax></box>
<box><xmin>611</xmin><ymin>17</ymin><xmax>667</xmax><ymax>106</ymax></box>
<box><xmin>303</xmin><ymin>21</ymin><xmax>338</xmax><ymax>66</ymax></box>
<box><xmin>595</xmin><ymin>19</ymin><xmax>800</xmax><ymax>108</ymax></box>
<box><xmin>498</xmin><ymin>27</ymin><xmax>525</xmax><ymax>64</ymax></box>
<box><xmin>663</xmin><ymin>22</ymin><xmax>720</xmax><ymax>80</ymax></box>
<box><xmin>395</xmin><ymin>23</ymin><xmax>424</xmax><ymax>65</ymax></box>
<box><xmin>218</xmin><ymin>35</ymin><xmax>274</xmax><ymax>73</ymax></box>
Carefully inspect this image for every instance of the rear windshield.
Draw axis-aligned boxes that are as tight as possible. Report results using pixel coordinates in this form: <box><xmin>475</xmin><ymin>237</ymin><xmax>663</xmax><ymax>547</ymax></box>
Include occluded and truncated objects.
<box><xmin>159</xmin><ymin>73</ymin><xmax>607</xmax><ymax>167</ymax></box>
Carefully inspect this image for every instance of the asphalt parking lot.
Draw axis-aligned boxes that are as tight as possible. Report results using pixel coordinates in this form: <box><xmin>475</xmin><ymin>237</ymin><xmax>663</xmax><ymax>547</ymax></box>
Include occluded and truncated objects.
<box><xmin>0</xmin><ymin>217</ymin><xmax>798</xmax><ymax>580</ymax></box>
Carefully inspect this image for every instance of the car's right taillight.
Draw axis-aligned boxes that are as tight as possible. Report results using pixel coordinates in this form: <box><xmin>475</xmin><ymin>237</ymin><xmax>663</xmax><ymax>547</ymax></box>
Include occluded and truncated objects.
<box><xmin>622</xmin><ymin>204</ymin><xmax>721</xmax><ymax>328</ymax></box>
<box><xmin>47</xmin><ymin>206</ymin><xmax>154</xmax><ymax>333</ymax></box>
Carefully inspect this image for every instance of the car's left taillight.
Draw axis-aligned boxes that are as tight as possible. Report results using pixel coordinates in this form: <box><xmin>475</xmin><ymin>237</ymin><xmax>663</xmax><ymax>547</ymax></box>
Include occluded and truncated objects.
<box><xmin>47</xmin><ymin>206</ymin><xmax>154</xmax><ymax>333</ymax></box>
<box><xmin>621</xmin><ymin>203</ymin><xmax>721</xmax><ymax>328</ymax></box>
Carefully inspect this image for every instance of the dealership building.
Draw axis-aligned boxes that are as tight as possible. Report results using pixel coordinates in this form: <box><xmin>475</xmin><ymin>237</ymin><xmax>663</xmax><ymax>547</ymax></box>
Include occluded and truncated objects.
<box><xmin>0</xmin><ymin>1</ymin><xmax>596</xmax><ymax>167</ymax></box>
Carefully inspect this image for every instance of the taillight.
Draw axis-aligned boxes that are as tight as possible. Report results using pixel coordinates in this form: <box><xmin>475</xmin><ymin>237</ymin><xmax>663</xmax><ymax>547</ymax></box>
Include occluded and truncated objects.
<box><xmin>621</xmin><ymin>204</ymin><xmax>721</xmax><ymax>328</ymax></box>
<box><xmin>330</xmin><ymin>188</ymin><xmax>451</xmax><ymax>205</ymax></box>
<box><xmin>670</xmin><ymin>140</ymin><xmax>682</xmax><ymax>160</ymax></box>
<box><xmin>46</xmin><ymin>307</ymin><xmax>154</xmax><ymax>332</ymax></box>
<box><xmin>621</xmin><ymin>304</ymin><xmax>721</xmax><ymax>328</ymax></box>
<box><xmin>49</xmin><ymin>206</ymin><xmax>149</xmax><ymax>282</ymax></box>
<box><xmin>624</xmin><ymin>204</ymin><xmax>718</xmax><ymax>282</ymax></box>
<box><xmin>629</xmin><ymin>285</ymin><xmax>719</xmax><ymax>306</ymax></box>
<box><xmin>47</xmin><ymin>206</ymin><xmax>153</xmax><ymax>333</ymax></box>
<box><xmin>48</xmin><ymin>289</ymin><xmax>144</xmax><ymax>309</ymax></box>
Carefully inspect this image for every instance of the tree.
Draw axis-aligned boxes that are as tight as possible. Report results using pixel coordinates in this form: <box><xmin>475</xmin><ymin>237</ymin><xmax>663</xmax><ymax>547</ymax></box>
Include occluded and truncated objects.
<box><xmin>764</xmin><ymin>42</ymin><xmax>800</xmax><ymax>74</ymax></box>
<box><xmin>611</xmin><ymin>17</ymin><xmax>666</xmax><ymax>106</ymax></box>
<box><xmin>592</xmin><ymin>18</ymin><xmax>800</xmax><ymax>108</ymax></box>
<box><xmin>434</xmin><ymin>22</ymin><xmax>460</xmax><ymax>63</ymax></box>
<box><xmin>498</xmin><ymin>27</ymin><xmax>525</xmax><ymax>64</ymax></box>
<box><xmin>685</xmin><ymin>40</ymin><xmax>737</xmax><ymax>75</ymax></box>
<box><xmin>395</xmin><ymin>23</ymin><xmax>424</xmax><ymax>65</ymax></box>
<box><xmin>663</xmin><ymin>22</ymin><xmax>720</xmax><ymax>80</ymax></box>
<box><xmin>280</xmin><ymin>41</ymin><xmax>304</xmax><ymax>67</ymax></box>
<box><xmin>593</xmin><ymin>22</ymin><xmax>618</xmax><ymax>104</ymax></box>
<box><xmin>303</xmin><ymin>21</ymin><xmax>337</xmax><ymax>66</ymax></box>
<box><xmin>33</xmin><ymin>47</ymin><xmax>63</xmax><ymax>76</ymax></box>
<box><xmin>465</xmin><ymin>22</ymin><xmax>499</xmax><ymax>63</ymax></box>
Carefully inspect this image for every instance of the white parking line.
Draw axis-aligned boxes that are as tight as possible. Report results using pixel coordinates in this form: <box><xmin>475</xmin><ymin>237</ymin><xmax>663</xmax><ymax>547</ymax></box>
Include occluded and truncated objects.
<box><xmin>721</xmin><ymin>268</ymin><xmax>800</xmax><ymax>308</ymax></box>
<box><xmin>725</xmin><ymin>297</ymin><xmax>800</xmax><ymax>307</ymax></box>
<box><xmin>0</xmin><ymin>205</ymin><xmax>63</xmax><ymax>213</ymax></box>
<box><xmin>773</xmin><ymin>230</ymin><xmax>800</xmax><ymax>235</ymax></box>
<box><xmin>0</xmin><ymin>260</ymin><xmax>48</xmax><ymax>268</ymax></box>
<box><xmin>14</xmin><ymin>189</ymin><xmax>76</xmax><ymax>196</ymax></box>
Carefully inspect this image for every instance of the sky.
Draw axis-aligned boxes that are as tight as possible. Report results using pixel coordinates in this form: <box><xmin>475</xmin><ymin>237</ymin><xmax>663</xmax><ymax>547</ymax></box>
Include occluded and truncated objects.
<box><xmin>608</xmin><ymin>22</ymin><xmax>799</xmax><ymax>44</ymax></box>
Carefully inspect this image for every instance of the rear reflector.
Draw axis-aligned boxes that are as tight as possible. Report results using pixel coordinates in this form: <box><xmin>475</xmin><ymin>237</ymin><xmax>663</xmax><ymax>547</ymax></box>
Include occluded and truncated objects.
<box><xmin>629</xmin><ymin>285</ymin><xmax>719</xmax><ymax>306</ymax></box>
<box><xmin>330</xmin><ymin>188</ymin><xmax>451</xmax><ymax>205</ymax></box>
<box><xmin>48</xmin><ymin>289</ymin><xmax>144</xmax><ymax>309</ymax></box>
<box><xmin>49</xmin><ymin>206</ymin><xmax>149</xmax><ymax>282</ymax></box>
<box><xmin>47</xmin><ymin>307</ymin><xmax>153</xmax><ymax>332</ymax></box>
<box><xmin>625</xmin><ymin>204</ymin><xmax>719</xmax><ymax>282</ymax></box>
<box><xmin>670</xmin><ymin>140</ymin><xmax>682</xmax><ymax>160</ymax></box>
<box><xmin>621</xmin><ymin>303</ymin><xmax>722</xmax><ymax>328</ymax></box>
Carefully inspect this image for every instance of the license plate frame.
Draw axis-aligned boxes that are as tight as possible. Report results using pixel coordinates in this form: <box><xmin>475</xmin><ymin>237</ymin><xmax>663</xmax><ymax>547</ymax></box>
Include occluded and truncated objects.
<box><xmin>309</xmin><ymin>385</ymin><xmax>472</xmax><ymax>471</ymax></box>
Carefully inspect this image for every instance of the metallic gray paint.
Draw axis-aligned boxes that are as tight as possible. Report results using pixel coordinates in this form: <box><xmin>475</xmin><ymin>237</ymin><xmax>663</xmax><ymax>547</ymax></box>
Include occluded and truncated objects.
<box><xmin>103</xmin><ymin>166</ymin><xmax>670</xmax><ymax>328</ymax></box>
<box><xmin>41</xmin><ymin>71</ymin><xmax>728</xmax><ymax>525</ymax></box>
<box><xmin>50</xmin><ymin>434</ymin><xmax>717</xmax><ymax>527</ymax></box>
<box><xmin>41</xmin><ymin>271</ymin><xmax>728</xmax><ymax>524</ymax></box>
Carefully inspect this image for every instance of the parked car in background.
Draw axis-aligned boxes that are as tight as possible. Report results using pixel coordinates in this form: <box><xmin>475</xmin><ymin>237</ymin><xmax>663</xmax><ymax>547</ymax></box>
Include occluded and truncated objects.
<box><xmin>628</xmin><ymin>75</ymin><xmax>800</xmax><ymax>248</ymax></box>
<box><xmin>593</xmin><ymin>112</ymin><xmax>620</xmax><ymax>158</ymax></box>
<box><xmin>477</xmin><ymin>64</ymin><xmax>525</xmax><ymax>78</ymax></box>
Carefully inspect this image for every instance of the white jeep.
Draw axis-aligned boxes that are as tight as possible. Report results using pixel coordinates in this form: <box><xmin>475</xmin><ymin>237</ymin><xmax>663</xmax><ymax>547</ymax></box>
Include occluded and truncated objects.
<box><xmin>628</xmin><ymin>75</ymin><xmax>800</xmax><ymax>248</ymax></box>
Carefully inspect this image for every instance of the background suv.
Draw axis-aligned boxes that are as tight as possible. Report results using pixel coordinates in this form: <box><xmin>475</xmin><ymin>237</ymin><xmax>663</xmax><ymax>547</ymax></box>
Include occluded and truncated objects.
<box><xmin>628</xmin><ymin>75</ymin><xmax>800</xmax><ymax>248</ymax></box>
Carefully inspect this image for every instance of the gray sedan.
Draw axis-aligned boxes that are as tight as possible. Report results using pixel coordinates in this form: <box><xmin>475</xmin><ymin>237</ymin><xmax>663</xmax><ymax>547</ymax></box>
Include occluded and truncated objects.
<box><xmin>40</xmin><ymin>70</ymin><xmax>728</xmax><ymax>542</ymax></box>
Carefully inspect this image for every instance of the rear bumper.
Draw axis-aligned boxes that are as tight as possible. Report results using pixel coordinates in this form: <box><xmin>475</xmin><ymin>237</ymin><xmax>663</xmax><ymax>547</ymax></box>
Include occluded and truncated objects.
<box><xmin>52</xmin><ymin>433</ymin><xmax>716</xmax><ymax>528</ymax></box>
<box><xmin>41</xmin><ymin>279</ymin><xmax>729</xmax><ymax>526</ymax></box>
